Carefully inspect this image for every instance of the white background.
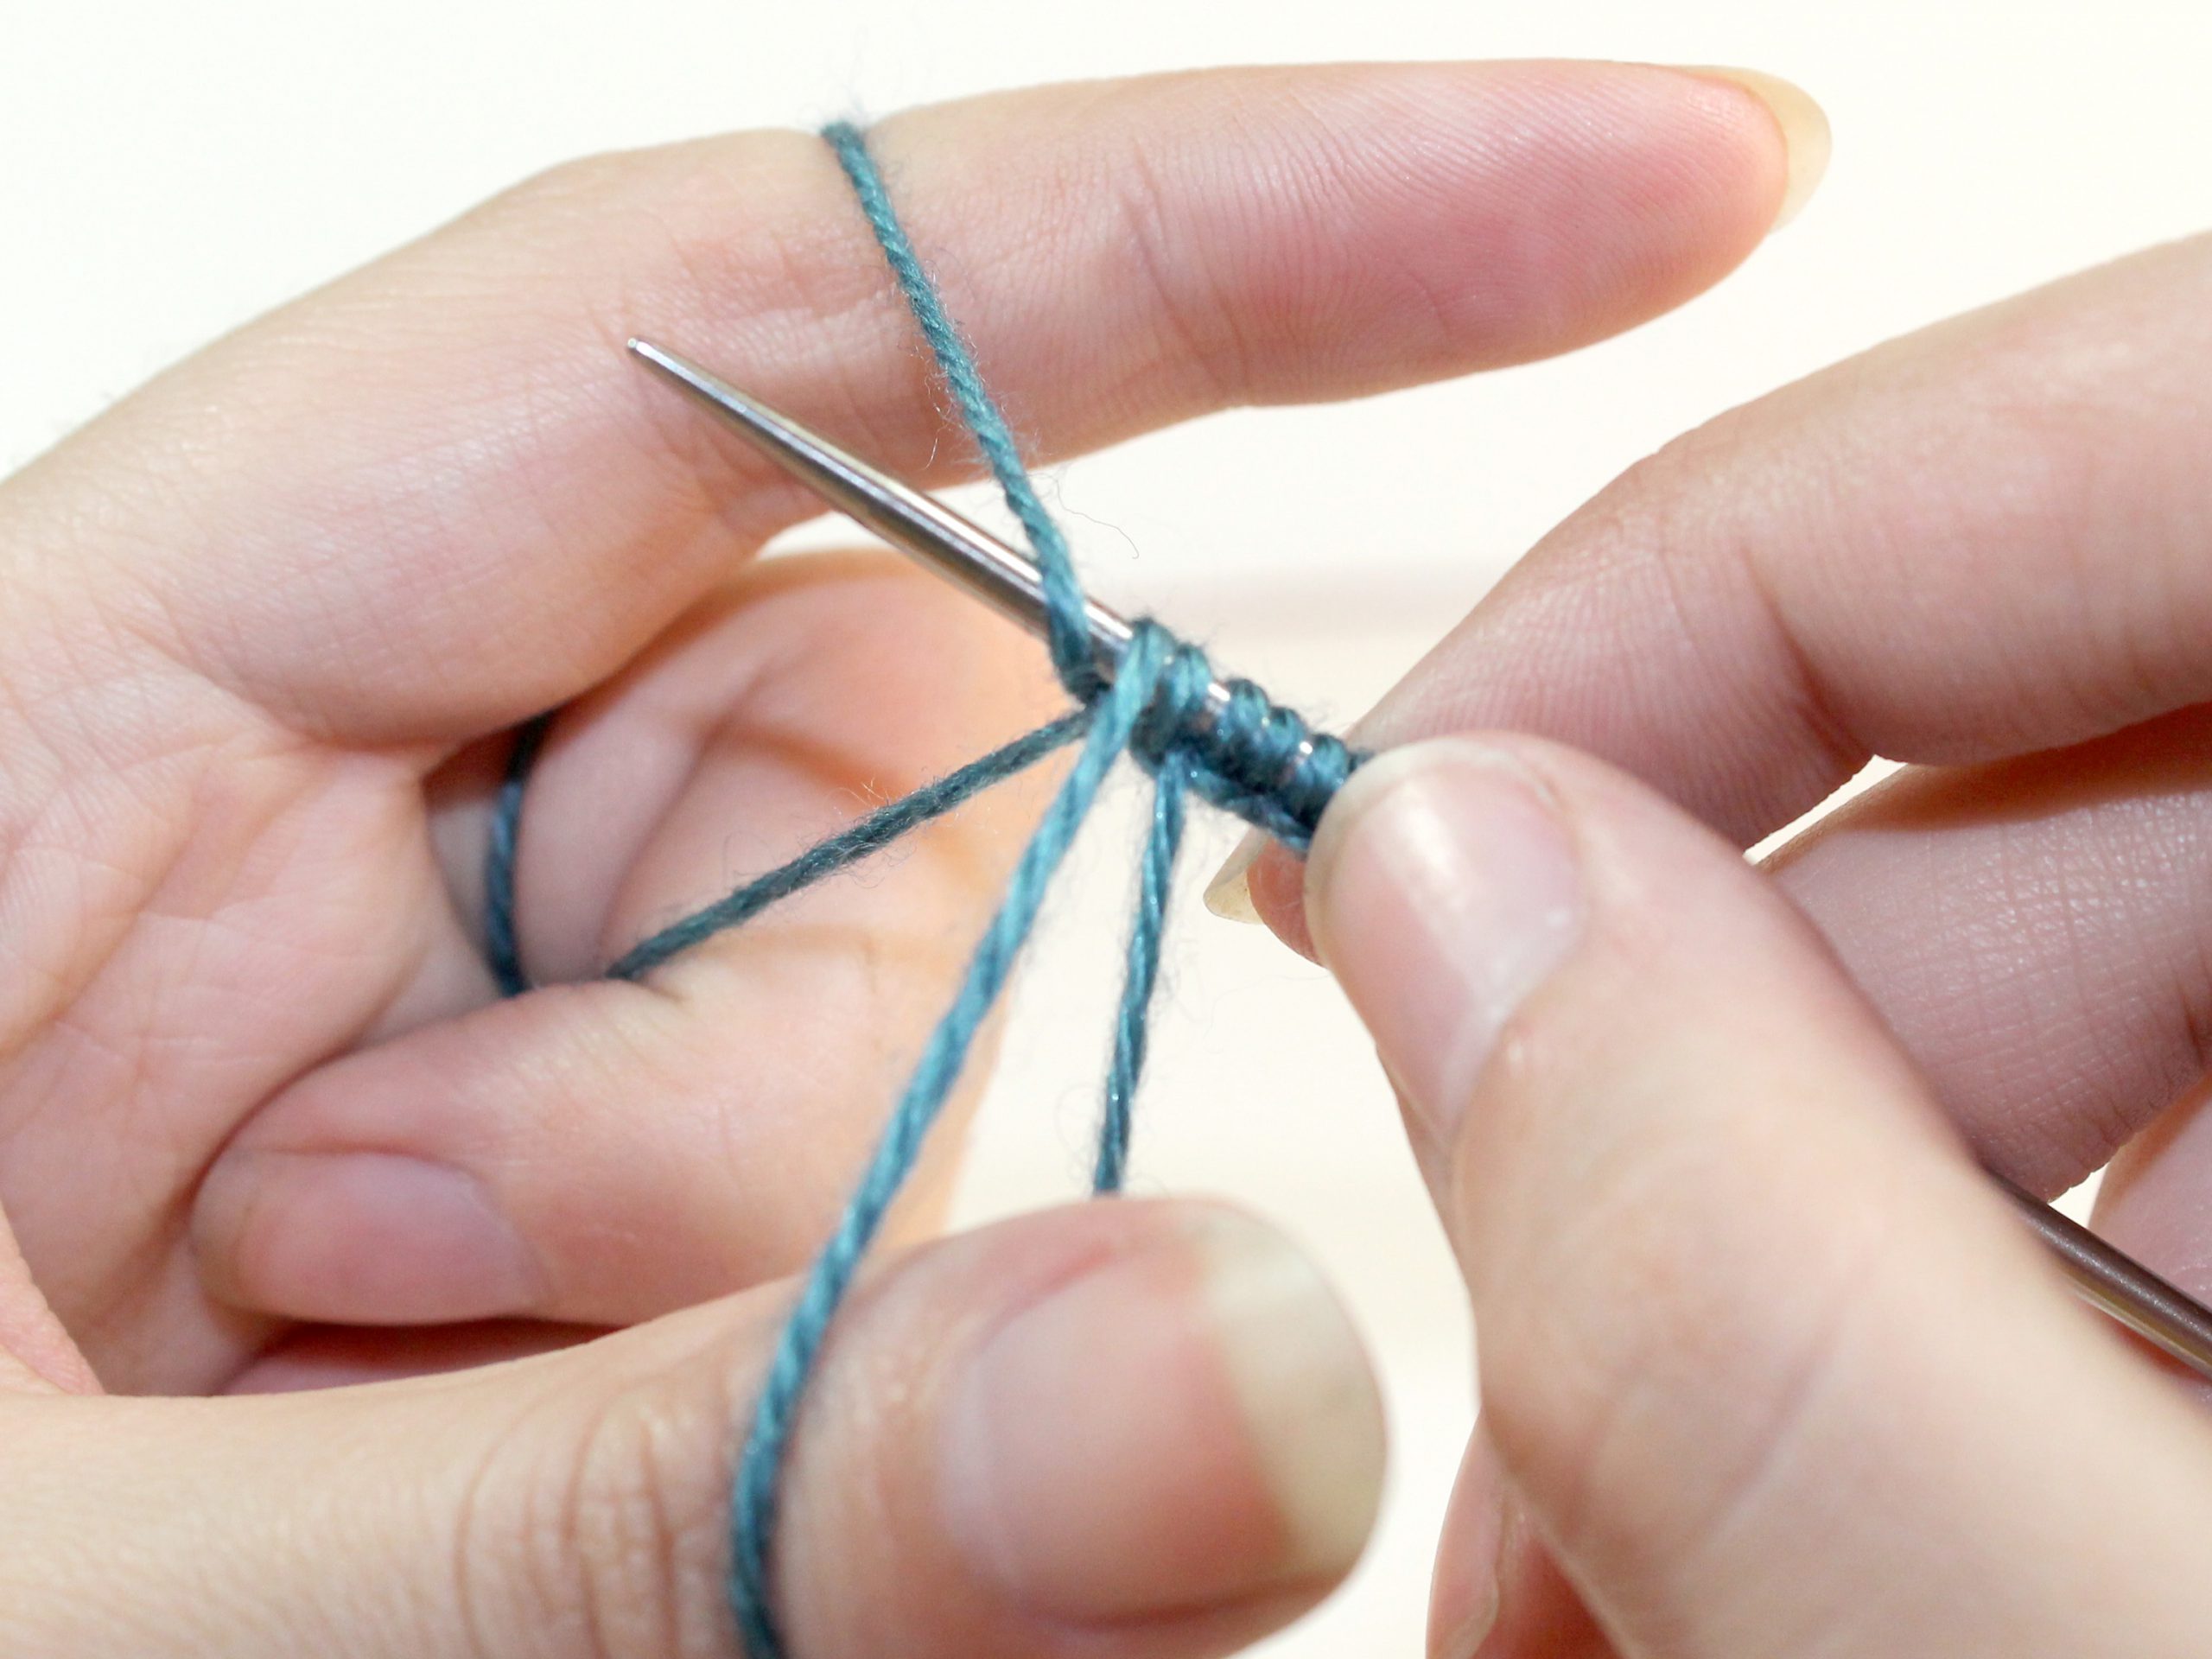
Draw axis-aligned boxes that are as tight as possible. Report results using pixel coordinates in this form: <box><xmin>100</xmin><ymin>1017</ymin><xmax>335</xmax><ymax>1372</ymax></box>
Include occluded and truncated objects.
<box><xmin>8</xmin><ymin>3</ymin><xmax>2212</xmax><ymax>1653</ymax></box>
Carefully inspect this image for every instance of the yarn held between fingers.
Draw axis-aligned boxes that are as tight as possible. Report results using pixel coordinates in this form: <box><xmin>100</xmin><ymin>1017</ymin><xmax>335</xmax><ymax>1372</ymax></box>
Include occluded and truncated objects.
<box><xmin>481</xmin><ymin>118</ymin><xmax>1362</xmax><ymax>1659</ymax></box>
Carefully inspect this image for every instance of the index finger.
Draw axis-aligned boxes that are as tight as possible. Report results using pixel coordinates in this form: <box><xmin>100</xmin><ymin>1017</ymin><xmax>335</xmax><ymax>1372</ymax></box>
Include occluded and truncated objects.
<box><xmin>1238</xmin><ymin>233</ymin><xmax>2212</xmax><ymax>938</ymax></box>
<box><xmin>1363</xmin><ymin>235</ymin><xmax>2212</xmax><ymax>839</ymax></box>
<box><xmin>0</xmin><ymin>61</ymin><xmax>1802</xmax><ymax>745</ymax></box>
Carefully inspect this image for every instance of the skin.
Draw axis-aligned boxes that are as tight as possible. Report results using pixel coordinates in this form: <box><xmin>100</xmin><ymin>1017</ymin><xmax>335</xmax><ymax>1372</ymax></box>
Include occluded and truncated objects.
<box><xmin>1255</xmin><ymin>194</ymin><xmax>2212</xmax><ymax>1654</ymax></box>
<box><xmin>0</xmin><ymin>60</ymin><xmax>1798</xmax><ymax>1656</ymax></box>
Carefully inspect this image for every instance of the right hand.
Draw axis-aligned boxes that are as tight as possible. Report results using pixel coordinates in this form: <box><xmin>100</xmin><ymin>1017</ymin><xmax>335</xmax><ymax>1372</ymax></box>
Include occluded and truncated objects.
<box><xmin>1257</xmin><ymin>215</ymin><xmax>2212</xmax><ymax>1656</ymax></box>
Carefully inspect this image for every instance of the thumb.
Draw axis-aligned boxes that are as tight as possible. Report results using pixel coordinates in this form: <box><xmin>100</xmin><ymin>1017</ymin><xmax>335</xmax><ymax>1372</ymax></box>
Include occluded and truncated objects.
<box><xmin>0</xmin><ymin>1199</ymin><xmax>1382</xmax><ymax>1658</ymax></box>
<box><xmin>1307</xmin><ymin>737</ymin><xmax>2212</xmax><ymax>1657</ymax></box>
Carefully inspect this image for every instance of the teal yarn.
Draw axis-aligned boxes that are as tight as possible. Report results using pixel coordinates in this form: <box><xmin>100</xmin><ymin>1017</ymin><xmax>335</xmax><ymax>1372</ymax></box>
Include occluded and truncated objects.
<box><xmin>486</xmin><ymin>710</ymin><xmax>1086</xmax><ymax>998</ymax></box>
<box><xmin>730</xmin><ymin>620</ymin><xmax>1189</xmax><ymax>1659</ymax></box>
<box><xmin>607</xmin><ymin>709</ymin><xmax>1091</xmax><ymax>982</ymax></box>
<box><xmin>819</xmin><ymin>121</ymin><xmax>1101</xmax><ymax>701</ymax></box>
<box><xmin>482</xmin><ymin>120</ymin><xmax>1361</xmax><ymax>1659</ymax></box>
<box><xmin>1094</xmin><ymin>747</ymin><xmax>1192</xmax><ymax>1192</ymax></box>
<box><xmin>484</xmin><ymin>710</ymin><xmax>549</xmax><ymax>998</ymax></box>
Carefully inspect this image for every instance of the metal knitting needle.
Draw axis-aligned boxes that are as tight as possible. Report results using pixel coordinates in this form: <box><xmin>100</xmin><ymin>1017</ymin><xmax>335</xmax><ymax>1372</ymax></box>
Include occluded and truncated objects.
<box><xmin>628</xmin><ymin>334</ymin><xmax>2212</xmax><ymax>1388</ymax></box>
<box><xmin>1995</xmin><ymin>1175</ymin><xmax>2212</xmax><ymax>1381</ymax></box>
<box><xmin>630</xmin><ymin>340</ymin><xmax>1135</xmax><ymax>664</ymax></box>
<box><xmin>629</xmin><ymin>338</ymin><xmax>1313</xmax><ymax>767</ymax></box>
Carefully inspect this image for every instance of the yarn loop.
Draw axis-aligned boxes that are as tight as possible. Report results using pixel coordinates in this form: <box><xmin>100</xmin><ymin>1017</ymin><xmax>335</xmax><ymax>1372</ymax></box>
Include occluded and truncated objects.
<box><xmin>1128</xmin><ymin>639</ymin><xmax>1356</xmax><ymax>849</ymax></box>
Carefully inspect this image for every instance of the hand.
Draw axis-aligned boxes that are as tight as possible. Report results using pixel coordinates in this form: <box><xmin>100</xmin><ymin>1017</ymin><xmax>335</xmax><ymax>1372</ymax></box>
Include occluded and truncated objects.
<box><xmin>1280</xmin><ymin>233</ymin><xmax>2212</xmax><ymax>1654</ymax></box>
<box><xmin>0</xmin><ymin>62</ymin><xmax>1802</xmax><ymax>1654</ymax></box>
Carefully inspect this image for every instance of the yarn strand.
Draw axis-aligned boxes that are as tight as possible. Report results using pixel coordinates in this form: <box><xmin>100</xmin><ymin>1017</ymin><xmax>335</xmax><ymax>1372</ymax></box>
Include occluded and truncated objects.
<box><xmin>607</xmin><ymin>709</ymin><xmax>1090</xmax><ymax>982</ymax></box>
<box><xmin>822</xmin><ymin>120</ymin><xmax>1102</xmax><ymax>701</ymax></box>
<box><xmin>484</xmin><ymin>711</ymin><xmax>550</xmax><ymax>997</ymax></box>
<box><xmin>479</xmin><ymin>118</ymin><xmax>1363</xmax><ymax>1659</ymax></box>
<box><xmin>1092</xmin><ymin>742</ymin><xmax>1192</xmax><ymax>1195</ymax></box>
<box><xmin>728</xmin><ymin>623</ymin><xmax>1176</xmax><ymax>1659</ymax></box>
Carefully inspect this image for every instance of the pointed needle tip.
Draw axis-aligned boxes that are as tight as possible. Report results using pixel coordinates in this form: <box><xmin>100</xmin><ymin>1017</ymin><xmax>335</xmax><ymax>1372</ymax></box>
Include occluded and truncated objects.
<box><xmin>626</xmin><ymin>340</ymin><xmax>743</xmax><ymax>416</ymax></box>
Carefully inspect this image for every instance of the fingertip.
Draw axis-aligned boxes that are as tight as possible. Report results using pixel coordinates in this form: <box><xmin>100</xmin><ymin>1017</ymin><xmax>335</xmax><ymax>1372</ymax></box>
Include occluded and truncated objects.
<box><xmin>1202</xmin><ymin>828</ymin><xmax>1319</xmax><ymax>957</ymax></box>
<box><xmin>1186</xmin><ymin>1206</ymin><xmax>1387</xmax><ymax>1587</ymax></box>
<box><xmin>1301</xmin><ymin>58</ymin><xmax>1812</xmax><ymax>371</ymax></box>
<box><xmin>1202</xmin><ymin>830</ymin><xmax>1266</xmax><ymax>925</ymax></box>
<box><xmin>193</xmin><ymin>1148</ymin><xmax>546</xmax><ymax>1325</ymax></box>
<box><xmin>933</xmin><ymin>1202</ymin><xmax>1383</xmax><ymax>1627</ymax></box>
<box><xmin>1430</xmin><ymin>1427</ymin><xmax>1615</xmax><ymax>1659</ymax></box>
<box><xmin>1672</xmin><ymin>67</ymin><xmax>1832</xmax><ymax>229</ymax></box>
<box><xmin>1427</xmin><ymin>1430</ymin><xmax>1505</xmax><ymax>1659</ymax></box>
<box><xmin>1303</xmin><ymin>739</ymin><xmax>1585</xmax><ymax>1149</ymax></box>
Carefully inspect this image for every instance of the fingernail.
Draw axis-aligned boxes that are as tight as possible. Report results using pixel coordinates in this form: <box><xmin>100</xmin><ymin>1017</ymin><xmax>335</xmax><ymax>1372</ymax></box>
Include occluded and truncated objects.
<box><xmin>1437</xmin><ymin>1549</ymin><xmax>1503</xmax><ymax>1659</ymax></box>
<box><xmin>942</xmin><ymin>1209</ymin><xmax>1384</xmax><ymax>1623</ymax></box>
<box><xmin>1428</xmin><ymin>1431</ymin><xmax>1508</xmax><ymax>1659</ymax></box>
<box><xmin>1203</xmin><ymin>830</ymin><xmax>1266</xmax><ymax>924</ymax></box>
<box><xmin>194</xmin><ymin>1151</ymin><xmax>544</xmax><ymax>1323</ymax></box>
<box><xmin>1681</xmin><ymin>67</ymin><xmax>1831</xmax><ymax>229</ymax></box>
<box><xmin>1306</xmin><ymin>741</ymin><xmax>1582</xmax><ymax>1152</ymax></box>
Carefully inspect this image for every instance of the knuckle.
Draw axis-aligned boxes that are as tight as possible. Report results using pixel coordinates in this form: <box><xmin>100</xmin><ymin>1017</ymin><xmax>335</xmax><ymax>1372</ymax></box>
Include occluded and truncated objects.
<box><xmin>477</xmin><ymin>131</ymin><xmax>866</xmax><ymax>346</ymax></box>
<box><xmin>455</xmin><ymin>1367</ymin><xmax>741</xmax><ymax>1659</ymax></box>
<box><xmin>1105</xmin><ymin>129</ymin><xmax>1251</xmax><ymax>411</ymax></box>
<box><xmin>569</xmin><ymin>1382</ymin><xmax>735</xmax><ymax>1659</ymax></box>
<box><xmin>1558</xmin><ymin>416</ymin><xmax>1872</xmax><ymax>821</ymax></box>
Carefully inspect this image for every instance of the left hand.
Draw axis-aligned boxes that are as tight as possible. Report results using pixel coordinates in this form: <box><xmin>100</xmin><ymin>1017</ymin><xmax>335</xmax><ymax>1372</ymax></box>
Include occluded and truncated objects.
<box><xmin>0</xmin><ymin>62</ymin><xmax>1795</xmax><ymax>1397</ymax></box>
<box><xmin>0</xmin><ymin>60</ymin><xmax>1804</xmax><ymax>1657</ymax></box>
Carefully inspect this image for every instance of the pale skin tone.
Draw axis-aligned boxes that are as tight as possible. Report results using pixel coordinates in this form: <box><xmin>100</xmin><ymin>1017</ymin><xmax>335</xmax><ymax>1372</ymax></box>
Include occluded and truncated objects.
<box><xmin>0</xmin><ymin>50</ymin><xmax>2191</xmax><ymax>1659</ymax></box>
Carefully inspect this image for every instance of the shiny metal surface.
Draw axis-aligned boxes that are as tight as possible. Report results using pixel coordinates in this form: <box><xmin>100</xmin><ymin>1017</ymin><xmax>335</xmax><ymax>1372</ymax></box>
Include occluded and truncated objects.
<box><xmin>631</xmin><ymin>338</ymin><xmax>1255</xmax><ymax>741</ymax></box>
<box><xmin>1997</xmin><ymin>1176</ymin><xmax>2212</xmax><ymax>1382</ymax></box>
